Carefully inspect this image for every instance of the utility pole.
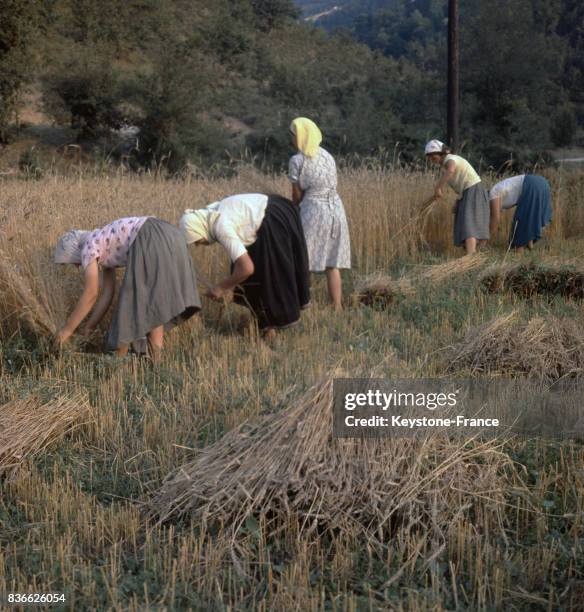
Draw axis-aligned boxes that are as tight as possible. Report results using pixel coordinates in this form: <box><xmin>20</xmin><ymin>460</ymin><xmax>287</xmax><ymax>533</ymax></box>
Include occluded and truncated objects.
<box><xmin>447</xmin><ymin>0</ymin><xmax>459</xmax><ymax>152</ymax></box>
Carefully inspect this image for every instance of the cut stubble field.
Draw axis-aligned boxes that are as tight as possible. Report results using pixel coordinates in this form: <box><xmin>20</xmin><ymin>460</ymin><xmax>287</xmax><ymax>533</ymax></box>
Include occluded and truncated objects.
<box><xmin>0</xmin><ymin>165</ymin><xmax>584</xmax><ymax>611</ymax></box>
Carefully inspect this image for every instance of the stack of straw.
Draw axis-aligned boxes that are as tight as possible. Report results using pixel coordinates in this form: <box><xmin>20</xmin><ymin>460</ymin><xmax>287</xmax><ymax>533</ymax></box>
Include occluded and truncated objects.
<box><xmin>151</xmin><ymin>376</ymin><xmax>515</xmax><ymax>548</ymax></box>
<box><xmin>448</xmin><ymin>312</ymin><xmax>584</xmax><ymax>381</ymax></box>
<box><xmin>354</xmin><ymin>253</ymin><xmax>487</xmax><ymax>308</ymax></box>
<box><xmin>0</xmin><ymin>392</ymin><xmax>90</xmax><ymax>479</ymax></box>
<box><xmin>481</xmin><ymin>262</ymin><xmax>584</xmax><ymax>300</ymax></box>
<box><xmin>0</xmin><ymin>251</ymin><xmax>59</xmax><ymax>339</ymax></box>
<box><xmin>352</xmin><ymin>273</ymin><xmax>414</xmax><ymax>308</ymax></box>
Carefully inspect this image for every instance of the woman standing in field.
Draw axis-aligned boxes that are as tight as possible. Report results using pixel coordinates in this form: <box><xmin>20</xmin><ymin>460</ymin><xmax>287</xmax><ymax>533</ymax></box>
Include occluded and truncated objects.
<box><xmin>180</xmin><ymin>193</ymin><xmax>310</xmax><ymax>340</ymax></box>
<box><xmin>489</xmin><ymin>174</ymin><xmax>552</xmax><ymax>249</ymax></box>
<box><xmin>54</xmin><ymin>217</ymin><xmax>201</xmax><ymax>359</ymax></box>
<box><xmin>288</xmin><ymin>117</ymin><xmax>351</xmax><ymax>310</ymax></box>
<box><xmin>425</xmin><ymin>139</ymin><xmax>490</xmax><ymax>255</ymax></box>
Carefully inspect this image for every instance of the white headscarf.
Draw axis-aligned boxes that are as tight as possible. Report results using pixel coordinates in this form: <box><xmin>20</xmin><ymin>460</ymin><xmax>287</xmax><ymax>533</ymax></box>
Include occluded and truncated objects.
<box><xmin>425</xmin><ymin>139</ymin><xmax>445</xmax><ymax>155</ymax></box>
<box><xmin>54</xmin><ymin>230</ymin><xmax>90</xmax><ymax>264</ymax></box>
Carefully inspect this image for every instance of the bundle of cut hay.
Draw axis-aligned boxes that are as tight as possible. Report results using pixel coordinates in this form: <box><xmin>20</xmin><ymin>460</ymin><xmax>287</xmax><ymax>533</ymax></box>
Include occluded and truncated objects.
<box><xmin>352</xmin><ymin>273</ymin><xmax>414</xmax><ymax>308</ymax></box>
<box><xmin>448</xmin><ymin>312</ymin><xmax>584</xmax><ymax>381</ymax></box>
<box><xmin>418</xmin><ymin>252</ymin><xmax>487</xmax><ymax>284</ymax></box>
<box><xmin>151</xmin><ymin>377</ymin><xmax>516</xmax><ymax>549</ymax></box>
<box><xmin>0</xmin><ymin>392</ymin><xmax>90</xmax><ymax>479</ymax></box>
<box><xmin>0</xmin><ymin>251</ymin><xmax>60</xmax><ymax>339</ymax></box>
<box><xmin>481</xmin><ymin>262</ymin><xmax>584</xmax><ymax>300</ymax></box>
<box><xmin>353</xmin><ymin>253</ymin><xmax>486</xmax><ymax>308</ymax></box>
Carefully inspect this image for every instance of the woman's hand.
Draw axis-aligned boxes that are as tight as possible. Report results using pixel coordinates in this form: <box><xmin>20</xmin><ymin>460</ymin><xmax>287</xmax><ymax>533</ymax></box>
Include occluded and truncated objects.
<box><xmin>434</xmin><ymin>186</ymin><xmax>444</xmax><ymax>199</ymax></box>
<box><xmin>55</xmin><ymin>326</ymin><xmax>73</xmax><ymax>347</ymax></box>
<box><xmin>206</xmin><ymin>285</ymin><xmax>227</xmax><ymax>301</ymax></box>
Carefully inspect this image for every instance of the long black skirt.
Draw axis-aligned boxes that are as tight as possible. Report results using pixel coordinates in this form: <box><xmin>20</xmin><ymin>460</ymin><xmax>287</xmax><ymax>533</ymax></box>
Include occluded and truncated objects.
<box><xmin>107</xmin><ymin>218</ymin><xmax>201</xmax><ymax>350</ymax></box>
<box><xmin>233</xmin><ymin>195</ymin><xmax>310</xmax><ymax>330</ymax></box>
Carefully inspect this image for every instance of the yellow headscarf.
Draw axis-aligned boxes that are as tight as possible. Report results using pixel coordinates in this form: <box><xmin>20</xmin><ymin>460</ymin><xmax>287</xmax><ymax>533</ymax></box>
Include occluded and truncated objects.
<box><xmin>179</xmin><ymin>206</ymin><xmax>220</xmax><ymax>245</ymax></box>
<box><xmin>290</xmin><ymin>117</ymin><xmax>322</xmax><ymax>158</ymax></box>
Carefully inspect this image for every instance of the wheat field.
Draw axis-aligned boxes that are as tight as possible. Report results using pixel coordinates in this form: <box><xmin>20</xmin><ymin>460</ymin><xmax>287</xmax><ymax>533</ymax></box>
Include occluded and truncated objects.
<box><xmin>0</xmin><ymin>165</ymin><xmax>583</xmax><ymax>611</ymax></box>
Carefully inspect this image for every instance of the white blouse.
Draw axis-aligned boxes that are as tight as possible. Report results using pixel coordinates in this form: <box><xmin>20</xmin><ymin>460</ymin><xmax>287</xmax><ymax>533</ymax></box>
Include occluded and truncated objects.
<box><xmin>490</xmin><ymin>175</ymin><xmax>526</xmax><ymax>209</ymax></box>
<box><xmin>211</xmin><ymin>194</ymin><xmax>268</xmax><ymax>262</ymax></box>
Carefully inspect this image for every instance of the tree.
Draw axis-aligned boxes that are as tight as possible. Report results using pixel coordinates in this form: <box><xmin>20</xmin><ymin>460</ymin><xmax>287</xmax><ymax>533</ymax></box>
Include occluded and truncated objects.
<box><xmin>251</xmin><ymin>0</ymin><xmax>299</xmax><ymax>30</ymax></box>
<box><xmin>0</xmin><ymin>0</ymin><xmax>39</xmax><ymax>141</ymax></box>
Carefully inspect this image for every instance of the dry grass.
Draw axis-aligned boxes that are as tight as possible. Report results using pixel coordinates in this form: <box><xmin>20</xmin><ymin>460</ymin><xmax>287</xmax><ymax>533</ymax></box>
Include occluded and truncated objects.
<box><xmin>418</xmin><ymin>252</ymin><xmax>487</xmax><ymax>283</ymax></box>
<box><xmin>0</xmin><ymin>392</ymin><xmax>90</xmax><ymax>479</ymax></box>
<box><xmin>354</xmin><ymin>252</ymin><xmax>487</xmax><ymax>308</ymax></box>
<box><xmin>151</xmin><ymin>375</ymin><xmax>518</xmax><ymax>559</ymax></box>
<box><xmin>0</xmin><ymin>248</ymin><xmax>60</xmax><ymax>338</ymax></box>
<box><xmin>0</xmin><ymin>166</ymin><xmax>583</xmax><ymax>609</ymax></box>
<box><xmin>448</xmin><ymin>312</ymin><xmax>584</xmax><ymax>381</ymax></box>
<box><xmin>481</xmin><ymin>260</ymin><xmax>584</xmax><ymax>300</ymax></box>
<box><xmin>352</xmin><ymin>273</ymin><xmax>414</xmax><ymax>308</ymax></box>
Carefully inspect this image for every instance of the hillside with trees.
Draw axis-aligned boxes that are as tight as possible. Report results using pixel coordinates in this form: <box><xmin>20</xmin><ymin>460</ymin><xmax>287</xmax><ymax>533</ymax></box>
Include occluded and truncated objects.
<box><xmin>298</xmin><ymin>0</ymin><xmax>584</xmax><ymax>163</ymax></box>
<box><xmin>1</xmin><ymin>0</ymin><xmax>582</xmax><ymax>173</ymax></box>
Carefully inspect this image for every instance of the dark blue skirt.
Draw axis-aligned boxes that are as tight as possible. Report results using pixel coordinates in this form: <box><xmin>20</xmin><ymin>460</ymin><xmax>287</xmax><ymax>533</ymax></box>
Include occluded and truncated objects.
<box><xmin>510</xmin><ymin>175</ymin><xmax>552</xmax><ymax>248</ymax></box>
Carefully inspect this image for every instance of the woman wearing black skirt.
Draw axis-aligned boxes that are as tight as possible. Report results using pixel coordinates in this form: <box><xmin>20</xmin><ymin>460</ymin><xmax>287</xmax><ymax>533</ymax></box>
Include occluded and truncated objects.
<box><xmin>180</xmin><ymin>193</ymin><xmax>310</xmax><ymax>339</ymax></box>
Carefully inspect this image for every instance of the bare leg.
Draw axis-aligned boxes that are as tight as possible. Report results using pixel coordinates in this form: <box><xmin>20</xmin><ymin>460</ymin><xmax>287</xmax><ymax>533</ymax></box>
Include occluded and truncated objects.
<box><xmin>325</xmin><ymin>267</ymin><xmax>343</xmax><ymax>311</ymax></box>
<box><xmin>527</xmin><ymin>240</ymin><xmax>534</xmax><ymax>250</ymax></box>
<box><xmin>116</xmin><ymin>344</ymin><xmax>129</xmax><ymax>358</ymax></box>
<box><xmin>147</xmin><ymin>325</ymin><xmax>164</xmax><ymax>362</ymax></box>
<box><xmin>464</xmin><ymin>237</ymin><xmax>478</xmax><ymax>255</ymax></box>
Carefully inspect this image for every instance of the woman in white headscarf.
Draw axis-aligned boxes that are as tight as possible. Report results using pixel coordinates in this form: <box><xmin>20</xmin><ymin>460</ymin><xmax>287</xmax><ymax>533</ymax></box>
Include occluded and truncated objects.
<box><xmin>424</xmin><ymin>139</ymin><xmax>490</xmax><ymax>254</ymax></box>
<box><xmin>180</xmin><ymin>193</ymin><xmax>310</xmax><ymax>339</ymax></box>
<box><xmin>288</xmin><ymin>117</ymin><xmax>351</xmax><ymax>310</ymax></box>
<box><xmin>54</xmin><ymin>216</ymin><xmax>200</xmax><ymax>359</ymax></box>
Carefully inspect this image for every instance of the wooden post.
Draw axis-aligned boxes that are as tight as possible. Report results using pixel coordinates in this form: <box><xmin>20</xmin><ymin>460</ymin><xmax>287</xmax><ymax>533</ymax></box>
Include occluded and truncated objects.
<box><xmin>447</xmin><ymin>0</ymin><xmax>459</xmax><ymax>152</ymax></box>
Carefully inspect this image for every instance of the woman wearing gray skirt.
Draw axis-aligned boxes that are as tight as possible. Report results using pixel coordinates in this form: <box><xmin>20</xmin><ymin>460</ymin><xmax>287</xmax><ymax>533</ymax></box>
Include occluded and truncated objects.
<box><xmin>425</xmin><ymin>139</ymin><xmax>490</xmax><ymax>254</ymax></box>
<box><xmin>54</xmin><ymin>216</ymin><xmax>201</xmax><ymax>359</ymax></box>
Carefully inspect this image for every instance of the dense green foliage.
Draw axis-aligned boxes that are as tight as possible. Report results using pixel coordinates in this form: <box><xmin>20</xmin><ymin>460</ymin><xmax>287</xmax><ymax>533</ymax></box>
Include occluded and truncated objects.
<box><xmin>300</xmin><ymin>0</ymin><xmax>584</xmax><ymax>166</ymax></box>
<box><xmin>1</xmin><ymin>0</ymin><xmax>582</xmax><ymax>170</ymax></box>
<box><xmin>0</xmin><ymin>0</ymin><xmax>39</xmax><ymax>142</ymax></box>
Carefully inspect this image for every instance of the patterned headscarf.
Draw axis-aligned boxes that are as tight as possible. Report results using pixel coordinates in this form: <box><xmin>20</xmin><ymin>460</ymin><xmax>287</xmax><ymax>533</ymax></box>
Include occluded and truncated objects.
<box><xmin>54</xmin><ymin>230</ymin><xmax>90</xmax><ymax>264</ymax></box>
<box><xmin>290</xmin><ymin>117</ymin><xmax>322</xmax><ymax>158</ymax></box>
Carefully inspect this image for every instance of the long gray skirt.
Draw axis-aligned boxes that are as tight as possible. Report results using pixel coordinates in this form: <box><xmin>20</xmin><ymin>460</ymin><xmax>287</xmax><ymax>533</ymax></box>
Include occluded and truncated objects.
<box><xmin>107</xmin><ymin>218</ymin><xmax>201</xmax><ymax>350</ymax></box>
<box><xmin>453</xmin><ymin>182</ymin><xmax>490</xmax><ymax>247</ymax></box>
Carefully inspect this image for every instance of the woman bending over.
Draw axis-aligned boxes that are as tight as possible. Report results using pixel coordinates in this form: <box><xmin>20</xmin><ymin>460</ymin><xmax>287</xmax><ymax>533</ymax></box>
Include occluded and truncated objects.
<box><xmin>54</xmin><ymin>217</ymin><xmax>201</xmax><ymax>359</ymax></box>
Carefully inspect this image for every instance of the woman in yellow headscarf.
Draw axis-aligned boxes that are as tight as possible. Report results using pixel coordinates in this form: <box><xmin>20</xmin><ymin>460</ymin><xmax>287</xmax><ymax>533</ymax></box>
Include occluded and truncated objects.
<box><xmin>288</xmin><ymin>117</ymin><xmax>351</xmax><ymax>311</ymax></box>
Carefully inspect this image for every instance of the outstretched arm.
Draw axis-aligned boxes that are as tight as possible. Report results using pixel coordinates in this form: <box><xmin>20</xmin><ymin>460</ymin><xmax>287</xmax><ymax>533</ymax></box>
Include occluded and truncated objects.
<box><xmin>434</xmin><ymin>159</ymin><xmax>456</xmax><ymax>200</ymax></box>
<box><xmin>489</xmin><ymin>197</ymin><xmax>502</xmax><ymax>237</ymax></box>
<box><xmin>56</xmin><ymin>260</ymin><xmax>100</xmax><ymax>344</ymax></box>
<box><xmin>81</xmin><ymin>267</ymin><xmax>116</xmax><ymax>336</ymax></box>
<box><xmin>207</xmin><ymin>253</ymin><xmax>254</xmax><ymax>300</ymax></box>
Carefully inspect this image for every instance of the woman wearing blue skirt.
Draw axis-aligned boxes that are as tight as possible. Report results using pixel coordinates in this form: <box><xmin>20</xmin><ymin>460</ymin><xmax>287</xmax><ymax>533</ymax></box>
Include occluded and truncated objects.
<box><xmin>489</xmin><ymin>175</ymin><xmax>552</xmax><ymax>249</ymax></box>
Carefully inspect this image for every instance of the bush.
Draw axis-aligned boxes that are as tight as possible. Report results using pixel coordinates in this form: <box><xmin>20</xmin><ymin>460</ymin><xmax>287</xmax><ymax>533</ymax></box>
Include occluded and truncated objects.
<box><xmin>551</xmin><ymin>105</ymin><xmax>577</xmax><ymax>148</ymax></box>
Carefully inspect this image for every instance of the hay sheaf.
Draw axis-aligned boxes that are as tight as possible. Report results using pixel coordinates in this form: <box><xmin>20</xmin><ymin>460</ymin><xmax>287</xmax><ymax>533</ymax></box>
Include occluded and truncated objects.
<box><xmin>354</xmin><ymin>253</ymin><xmax>487</xmax><ymax>308</ymax></box>
<box><xmin>0</xmin><ymin>250</ymin><xmax>60</xmax><ymax>338</ymax></box>
<box><xmin>151</xmin><ymin>377</ymin><xmax>515</xmax><ymax>546</ymax></box>
<box><xmin>448</xmin><ymin>313</ymin><xmax>584</xmax><ymax>380</ymax></box>
<box><xmin>481</xmin><ymin>262</ymin><xmax>584</xmax><ymax>300</ymax></box>
<box><xmin>352</xmin><ymin>273</ymin><xmax>414</xmax><ymax>308</ymax></box>
<box><xmin>0</xmin><ymin>392</ymin><xmax>91</xmax><ymax>479</ymax></box>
